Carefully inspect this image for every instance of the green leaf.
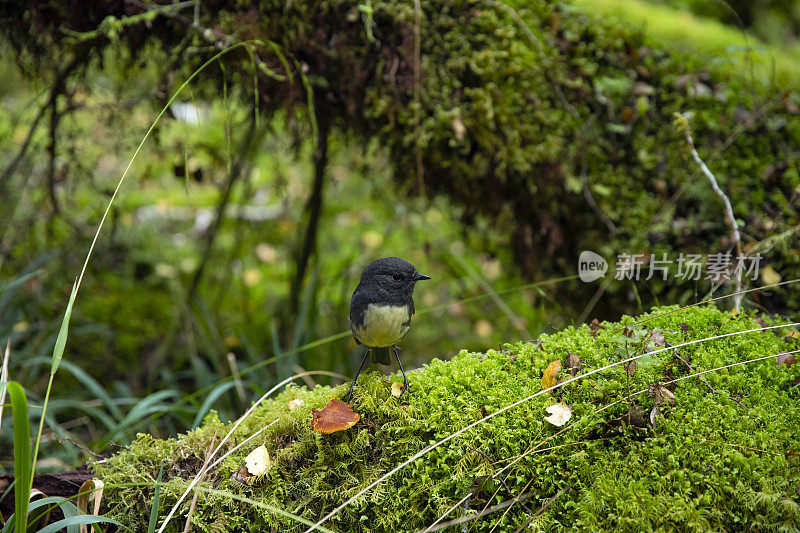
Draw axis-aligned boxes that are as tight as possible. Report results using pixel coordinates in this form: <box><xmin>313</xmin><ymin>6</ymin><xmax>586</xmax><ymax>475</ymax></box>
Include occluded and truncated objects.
<box><xmin>192</xmin><ymin>381</ymin><xmax>237</xmax><ymax>428</ymax></box>
<box><xmin>35</xmin><ymin>515</ymin><xmax>121</xmax><ymax>533</ymax></box>
<box><xmin>7</xmin><ymin>381</ymin><xmax>31</xmax><ymax>533</ymax></box>
<box><xmin>147</xmin><ymin>463</ymin><xmax>164</xmax><ymax>533</ymax></box>
<box><xmin>51</xmin><ymin>280</ymin><xmax>78</xmax><ymax>375</ymax></box>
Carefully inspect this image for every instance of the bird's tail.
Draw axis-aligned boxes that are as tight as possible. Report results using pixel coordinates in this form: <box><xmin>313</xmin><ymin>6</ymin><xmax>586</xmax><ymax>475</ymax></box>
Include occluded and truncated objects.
<box><xmin>370</xmin><ymin>347</ymin><xmax>391</xmax><ymax>365</ymax></box>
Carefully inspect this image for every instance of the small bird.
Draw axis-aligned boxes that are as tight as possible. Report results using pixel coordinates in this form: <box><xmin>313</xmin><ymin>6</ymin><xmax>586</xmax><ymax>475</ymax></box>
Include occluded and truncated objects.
<box><xmin>344</xmin><ymin>257</ymin><xmax>430</xmax><ymax>401</ymax></box>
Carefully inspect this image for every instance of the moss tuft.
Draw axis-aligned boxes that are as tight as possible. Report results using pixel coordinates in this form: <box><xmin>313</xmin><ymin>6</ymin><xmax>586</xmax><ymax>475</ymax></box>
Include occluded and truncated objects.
<box><xmin>95</xmin><ymin>305</ymin><xmax>800</xmax><ymax>531</ymax></box>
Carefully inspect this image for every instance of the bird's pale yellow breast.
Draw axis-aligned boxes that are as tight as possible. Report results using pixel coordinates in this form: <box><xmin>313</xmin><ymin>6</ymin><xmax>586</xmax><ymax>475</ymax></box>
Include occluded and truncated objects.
<box><xmin>354</xmin><ymin>304</ymin><xmax>411</xmax><ymax>347</ymax></box>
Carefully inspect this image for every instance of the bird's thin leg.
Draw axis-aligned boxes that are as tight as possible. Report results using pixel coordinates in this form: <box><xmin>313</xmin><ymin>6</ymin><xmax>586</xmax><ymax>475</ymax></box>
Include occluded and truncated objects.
<box><xmin>344</xmin><ymin>348</ymin><xmax>371</xmax><ymax>403</ymax></box>
<box><xmin>392</xmin><ymin>345</ymin><xmax>410</xmax><ymax>400</ymax></box>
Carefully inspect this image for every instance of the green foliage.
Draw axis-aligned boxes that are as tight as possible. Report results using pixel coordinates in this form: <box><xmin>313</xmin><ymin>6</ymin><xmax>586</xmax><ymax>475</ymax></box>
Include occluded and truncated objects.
<box><xmin>94</xmin><ymin>305</ymin><xmax>800</xmax><ymax>531</ymax></box>
<box><xmin>7</xmin><ymin>381</ymin><xmax>31</xmax><ymax>533</ymax></box>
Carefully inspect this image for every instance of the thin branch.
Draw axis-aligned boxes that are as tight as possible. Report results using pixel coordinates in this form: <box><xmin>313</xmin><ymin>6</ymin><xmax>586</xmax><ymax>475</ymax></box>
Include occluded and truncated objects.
<box><xmin>580</xmin><ymin>161</ymin><xmax>618</xmax><ymax>235</ymax></box>
<box><xmin>419</xmin><ymin>492</ymin><xmax>473</xmax><ymax>533</ymax></box>
<box><xmin>0</xmin><ymin>48</ymin><xmax>90</xmax><ymax>190</ymax></box>
<box><xmin>680</xmin><ymin>119</ymin><xmax>743</xmax><ymax>310</ymax></box>
<box><xmin>183</xmin><ymin>431</ymin><xmax>217</xmax><ymax>533</ymax></box>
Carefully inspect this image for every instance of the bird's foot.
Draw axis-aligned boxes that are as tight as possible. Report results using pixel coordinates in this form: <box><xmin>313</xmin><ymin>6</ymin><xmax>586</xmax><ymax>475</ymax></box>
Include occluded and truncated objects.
<box><xmin>400</xmin><ymin>380</ymin><xmax>411</xmax><ymax>405</ymax></box>
<box><xmin>342</xmin><ymin>384</ymin><xmax>356</xmax><ymax>404</ymax></box>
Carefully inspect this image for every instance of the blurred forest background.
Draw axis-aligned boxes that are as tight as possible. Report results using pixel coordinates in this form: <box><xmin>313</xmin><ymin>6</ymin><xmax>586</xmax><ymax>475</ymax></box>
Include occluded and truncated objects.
<box><xmin>1</xmin><ymin>0</ymin><xmax>799</xmax><ymax>471</ymax></box>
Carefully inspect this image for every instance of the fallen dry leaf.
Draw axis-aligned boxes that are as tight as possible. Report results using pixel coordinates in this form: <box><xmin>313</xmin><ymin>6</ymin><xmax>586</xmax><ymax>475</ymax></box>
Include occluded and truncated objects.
<box><xmin>245</xmin><ymin>444</ymin><xmax>271</xmax><ymax>475</ymax></box>
<box><xmin>390</xmin><ymin>382</ymin><xmax>403</xmax><ymax>398</ymax></box>
<box><xmin>541</xmin><ymin>360</ymin><xmax>561</xmax><ymax>391</ymax></box>
<box><xmin>544</xmin><ymin>402</ymin><xmax>572</xmax><ymax>426</ymax></box>
<box><xmin>649</xmin><ymin>404</ymin><xmax>661</xmax><ymax>427</ymax></box>
<box><xmin>231</xmin><ymin>444</ymin><xmax>271</xmax><ymax>485</ymax></box>
<box><xmin>650</xmin><ymin>383</ymin><xmax>676</xmax><ymax>406</ymax></box>
<box><xmin>566</xmin><ymin>353</ymin><xmax>581</xmax><ymax>376</ymax></box>
<box><xmin>287</xmin><ymin>399</ymin><xmax>304</xmax><ymax>411</ymax></box>
<box><xmin>650</xmin><ymin>331</ymin><xmax>667</xmax><ymax>346</ymax></box>
<box><xmin>311</xmin><ymin>398</ymin><xmax>360</xmax><ymax>434</ymax></box>
<box><xmin>777</xmin><ymin>352</ymin><xmax>797</xmax><ymax>368</ymax></box>
<box><xmin>590</xmin><ymin>318</ymin><xmax>604</xmax><ymax>338</ymax></box>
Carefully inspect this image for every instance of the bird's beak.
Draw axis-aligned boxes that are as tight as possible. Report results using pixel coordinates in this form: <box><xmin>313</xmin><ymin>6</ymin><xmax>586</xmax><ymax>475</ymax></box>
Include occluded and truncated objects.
<box><xmin>414</xmin><ymin>273</ymin><xmax>431</xmax><ymax>281</ymax></box>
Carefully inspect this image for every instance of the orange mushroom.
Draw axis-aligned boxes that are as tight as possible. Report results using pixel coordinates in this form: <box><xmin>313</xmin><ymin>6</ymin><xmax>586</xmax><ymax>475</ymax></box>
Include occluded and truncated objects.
<box><xmin>310</xmin><ymin>398</ymin><xmax>360</xmax><ymax>434</ymax></box>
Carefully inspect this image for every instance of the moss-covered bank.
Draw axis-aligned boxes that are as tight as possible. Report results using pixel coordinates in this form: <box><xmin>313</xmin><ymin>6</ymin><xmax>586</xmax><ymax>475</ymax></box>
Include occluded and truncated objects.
<box><xmin>96</xmin><ymin>305</ymin><xmax>800</xmax><ymax>531</ymax></box>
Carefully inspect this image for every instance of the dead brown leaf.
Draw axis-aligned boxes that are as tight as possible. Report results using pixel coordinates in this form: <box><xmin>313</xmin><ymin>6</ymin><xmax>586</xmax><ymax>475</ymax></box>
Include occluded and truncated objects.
<box><xmin>590</xmin><ymin>318</ymin><xmax>604</xmax><ymax>338</ymax></box>
<box><xmin>650</xmin><ymin>331</ymin><xmax>667</xmax><ymax>346</ymax></box>
<box><xmin>777</xmin><ymin>352</ymin><xmax>797</xmax><ymax>368</ymax></box>
<box><xmin>649</xmin><ymin>383</ymin><xmax>676</xmax><ymax>406</ymax></box>
<box><xmin>566</xmin><ymin>353</ymin><xmax>581</xmax><ymax>376</ymax></box>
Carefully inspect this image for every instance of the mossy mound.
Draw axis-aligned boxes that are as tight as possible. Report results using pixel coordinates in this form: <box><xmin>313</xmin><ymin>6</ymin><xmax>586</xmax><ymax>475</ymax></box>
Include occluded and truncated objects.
<box><xmin>96</xmin><ymin>305</ymin><xmax>800</xmax><ymax>531</ymax></box>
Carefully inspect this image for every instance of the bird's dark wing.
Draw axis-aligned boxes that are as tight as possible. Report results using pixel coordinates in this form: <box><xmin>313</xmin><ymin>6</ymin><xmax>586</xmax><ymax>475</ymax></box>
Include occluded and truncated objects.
<box><xmin>349</xmin><ymin>283</ymin><xmax>368</xmax><ymax>342</ymax></box>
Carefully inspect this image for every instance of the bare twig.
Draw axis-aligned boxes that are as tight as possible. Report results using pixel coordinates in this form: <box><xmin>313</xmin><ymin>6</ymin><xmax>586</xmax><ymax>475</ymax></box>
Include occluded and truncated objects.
<box><xmin>487</xmin><ymin>478</ymin><xmax>534</xmax><ymax>533</ymax></box>
<box><xmin>420</xmin><ymin>492</ymin><xmax>473</xmax><ymax>533</ymax></box>
<box><xmin>0</xmin><ymin>49</ymin><xmax>89</xmax><ymax>190</ymax></box>
<box><xmin>183</xmin><ymin>431</ymin><xmax>218</xmax><ymax>533</ymax></box>
<box><xmin>677</xmin><ymin>113</ymin><xmax>743</xmax><ymax>309</ymax></box>
<box><xmin>581</xmin><ymin>164</ymin><xmax>618</xmax><ymax>234</ymax></box>
<box><xmin>464</xmin><ymin>445</ymin><xmax>531</xmax><ymax>514</ymax></box>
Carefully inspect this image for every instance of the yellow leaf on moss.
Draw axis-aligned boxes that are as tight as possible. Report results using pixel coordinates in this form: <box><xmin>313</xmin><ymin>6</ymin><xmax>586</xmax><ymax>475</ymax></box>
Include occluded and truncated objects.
<box><xmin>761</xmin><ymin>265</ymin><xmax>781</xmax><ymax>285</ymax></box>
<box><xmin>245</xmin><ymin>444</ymin><xmax>271</xmax><ymax>476</ymax></box>
<box><xmin>390</xmin><ymin>382</ymin><xmax>403</xmax><ymax>398</ymax></box>
<box><xmin>541</xmin><ymin>360</ymin><xmax>561</xmax><ymax>391</ymax></box>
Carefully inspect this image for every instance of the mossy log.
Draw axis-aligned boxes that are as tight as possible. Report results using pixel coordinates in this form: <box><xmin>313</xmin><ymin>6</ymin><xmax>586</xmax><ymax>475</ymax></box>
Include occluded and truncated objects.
<box><xmin>93</xmin><ymin>305</ymin><xmax>800</xmax><ymax>531</ymax></box>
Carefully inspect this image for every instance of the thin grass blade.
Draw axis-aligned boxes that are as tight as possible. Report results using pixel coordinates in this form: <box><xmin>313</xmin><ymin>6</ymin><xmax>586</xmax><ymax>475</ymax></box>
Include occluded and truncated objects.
<box><xmin>147</xmin><ymin>463</ymin><xmax>165</xmax><ymax>533</ymax></box>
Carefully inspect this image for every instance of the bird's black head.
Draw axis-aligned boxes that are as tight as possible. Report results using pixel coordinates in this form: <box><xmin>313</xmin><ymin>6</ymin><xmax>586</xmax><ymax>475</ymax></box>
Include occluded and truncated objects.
<box><xmin>360</xmin><ymin>257</ymin><xmax>430</xmax><ymax>299</ymax></box>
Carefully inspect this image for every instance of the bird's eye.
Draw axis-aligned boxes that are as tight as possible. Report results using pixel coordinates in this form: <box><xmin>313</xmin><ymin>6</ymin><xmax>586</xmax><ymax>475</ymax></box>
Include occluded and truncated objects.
<box><xmin>392</xmin><ymin>273</ymin><xmax>402</xmax><ymax>281</ymax></box>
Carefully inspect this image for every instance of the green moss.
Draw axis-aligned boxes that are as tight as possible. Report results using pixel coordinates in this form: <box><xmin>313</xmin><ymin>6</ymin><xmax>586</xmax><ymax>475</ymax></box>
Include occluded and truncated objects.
<box><xmin>95</xmin><ymin>305</ymin><xmax>800</xmax><ymax>531</ymax></box>
<box><xmin>572</xmin><ymin>0</ymin><xmax>800</xmax><ymax>86</ymax></box>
